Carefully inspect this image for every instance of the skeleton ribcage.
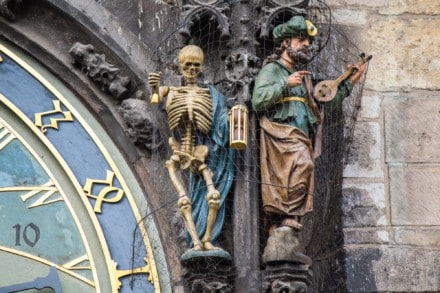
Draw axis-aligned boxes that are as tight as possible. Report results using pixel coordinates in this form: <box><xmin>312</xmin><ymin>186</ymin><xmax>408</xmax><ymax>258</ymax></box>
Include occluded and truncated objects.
<box><xmin>166</xmin><ymin>87</ymin><xmax>213</xmax><ymax>134</ymax></box>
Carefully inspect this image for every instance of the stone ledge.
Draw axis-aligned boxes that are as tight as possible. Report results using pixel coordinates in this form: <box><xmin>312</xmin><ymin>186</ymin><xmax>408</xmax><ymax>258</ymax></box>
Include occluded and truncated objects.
<box><xmin>344</xmin><ymin>228</ymin><xmax>390</xmax><ymax>245</ymax></box>
<box><xmin>394</xmin><ymin>226</ymin><xmax>440</xmax><ymax>247</ymax></box>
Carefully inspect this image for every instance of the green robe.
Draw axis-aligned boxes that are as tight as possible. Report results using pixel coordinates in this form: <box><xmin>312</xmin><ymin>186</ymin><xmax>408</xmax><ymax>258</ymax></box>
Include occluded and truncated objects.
<box><xmin>252</xmin><ymin>60</ymin><xmax>353</xmax><ymax>218</ymax></box>
<box><xmin>252</xmin><ymin>60</ymin><xmax>352</xmax><ymax>137</ymax></box>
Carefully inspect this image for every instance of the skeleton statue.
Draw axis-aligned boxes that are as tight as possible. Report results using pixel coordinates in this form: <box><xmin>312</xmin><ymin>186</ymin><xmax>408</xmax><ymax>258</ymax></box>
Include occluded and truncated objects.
<box><xmin>148</xmin><ymin>45</ymin><xmax>234</xmax><ymax>252</ymax></box>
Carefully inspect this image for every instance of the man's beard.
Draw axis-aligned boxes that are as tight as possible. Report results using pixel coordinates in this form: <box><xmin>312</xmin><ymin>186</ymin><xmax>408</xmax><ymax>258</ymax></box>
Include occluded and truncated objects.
<box><xmin>286</xmin><ymin>46</ymin><xmax>311</xmax><ymax>64</ymax></box>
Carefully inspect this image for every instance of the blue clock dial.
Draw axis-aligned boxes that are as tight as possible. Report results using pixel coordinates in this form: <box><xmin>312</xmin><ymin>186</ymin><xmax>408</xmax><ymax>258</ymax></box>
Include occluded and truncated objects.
<box><xmin>0</xmin><ymin>40</ymin><xmax>169</xmax><ymax>292</ymax></box>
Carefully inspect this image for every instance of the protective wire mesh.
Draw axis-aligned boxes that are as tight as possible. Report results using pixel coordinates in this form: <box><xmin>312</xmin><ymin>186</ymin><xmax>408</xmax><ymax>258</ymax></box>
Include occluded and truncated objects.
<box><xmin>134</xmin><ymin>0</ymin><xmax>369</xmax><ymax>290</ymax></box>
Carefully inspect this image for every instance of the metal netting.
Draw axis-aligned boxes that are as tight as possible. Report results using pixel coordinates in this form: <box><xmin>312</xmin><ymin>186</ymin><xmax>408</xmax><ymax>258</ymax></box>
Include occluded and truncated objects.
<box><xmin>134</xmin><ymin>0</ymin><xmax>369</xmax><ymax>290</ymax></box>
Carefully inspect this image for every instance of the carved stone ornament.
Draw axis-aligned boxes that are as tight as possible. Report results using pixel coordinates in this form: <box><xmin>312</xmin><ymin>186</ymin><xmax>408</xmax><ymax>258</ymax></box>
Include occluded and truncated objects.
<box><xmin>182</xmin><ymin>254</ymin><xmax>233</xmax><ymax>293</ymax></box>
<box><xmin>179</xmin><ymin>0</ymin><xmax>230</xmax><ymax>39</ymax></box>
<box><xmin>224</xmin><ymin>50</ymin><xmax>260</xmax><ymax>104</ymax></box>
<box><xmin>0</xmin><ymin>0</ymin><xmax>22</xmax><ymax>21</ymax></box>
<box><xmin>192</xmin><ymin>279</ymin><xmax>232</xmax><ymax>293</ymax></box>
<box><xmin>259</xmin><ymin>0</ymin><xmax>310</xmax><ymax>39</ymax></box>
<box><xmin>118</xmin><ymin>97</ymin><xmax>163</xmax><ymax>151</ymax></box>
<box><xmin>69</xmin><ymin>42</ymin><xmax>130</xmax><ymax>100</ymax></box>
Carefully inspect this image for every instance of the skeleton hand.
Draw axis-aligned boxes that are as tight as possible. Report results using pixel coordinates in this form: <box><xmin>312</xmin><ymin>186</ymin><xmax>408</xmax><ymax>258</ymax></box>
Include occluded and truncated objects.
<box><xmin>148</xmin><ymin>72</ymin><xmax>162</xmax><ymax>90</ymax></box>
<box><xmin>148</xmin><ymin>72</ymin><xmax>163</xmax><ymax>104</ymax></box>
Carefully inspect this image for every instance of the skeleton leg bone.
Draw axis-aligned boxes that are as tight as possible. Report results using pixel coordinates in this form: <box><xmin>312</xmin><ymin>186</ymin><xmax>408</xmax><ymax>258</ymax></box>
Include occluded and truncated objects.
<box><xmin>166</xmin><ymin>155</ymin><xmax>203</xmax><ymax>250</ymax></box>
<box><xmin>199</xmin><ymin>163</ymin><xmax>220</xmax><ymax>250</ymax></box>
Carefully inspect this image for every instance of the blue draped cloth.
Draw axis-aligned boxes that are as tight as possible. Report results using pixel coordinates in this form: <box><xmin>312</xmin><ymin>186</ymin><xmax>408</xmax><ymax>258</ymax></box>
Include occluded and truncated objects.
<box><xmin>187</xmin><ymin>85</ymin><xmax>235</xmax><ymax>246</ymax></box>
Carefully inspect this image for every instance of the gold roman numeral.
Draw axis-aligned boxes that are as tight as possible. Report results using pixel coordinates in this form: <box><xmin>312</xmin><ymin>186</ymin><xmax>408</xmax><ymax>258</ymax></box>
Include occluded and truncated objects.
<box><xmin>0</xmin><ymin>181</ymin><xmax>63</xmax><ymax>209</ymax></box>
<box><xmin>0</xmin><ymin>123</ymin><xmax>16</xmax><ymax>151</ymax></box>
<box><xmin>19</xmin><ymin>181</ymin><xmax>63</xmax><ymax>209</ymax></box>
<box><xmin>63</xmin><ymin>254</ymin><xmax>92</xmax><ymax>271</ymax></box>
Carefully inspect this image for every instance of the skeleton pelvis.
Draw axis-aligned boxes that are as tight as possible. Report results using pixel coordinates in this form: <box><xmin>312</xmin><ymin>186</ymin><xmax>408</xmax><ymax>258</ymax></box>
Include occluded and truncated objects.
<box><xmin>169</xmin><ymin>137</ymin><xmax>209</xmax><ymax>171</ymax></box>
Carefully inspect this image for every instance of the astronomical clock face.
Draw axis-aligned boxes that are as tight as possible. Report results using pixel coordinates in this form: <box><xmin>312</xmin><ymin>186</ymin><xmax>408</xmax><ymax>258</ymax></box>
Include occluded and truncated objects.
<box><xmin>0</xmin><ymin>43</ymin><xmax>169</xmax><ymax>292</ymax></box>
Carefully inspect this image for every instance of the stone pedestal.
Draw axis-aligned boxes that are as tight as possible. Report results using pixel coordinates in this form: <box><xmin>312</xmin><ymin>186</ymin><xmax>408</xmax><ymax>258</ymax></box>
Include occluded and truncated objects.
<box><xmin>181</xmin><ymin>250</ymin><xmax>234</xmax><ymax>292</ymax></box>
<box><xmin>262</xmin><ymin>227</ymin><xmax>313</xmax><ymax>292</ymax></box>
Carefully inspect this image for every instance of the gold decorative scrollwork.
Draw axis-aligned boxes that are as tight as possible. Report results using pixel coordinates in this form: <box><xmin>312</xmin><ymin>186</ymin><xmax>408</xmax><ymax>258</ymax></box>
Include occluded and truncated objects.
<box><xmin>34</xmin><ymin>100</ymin><xmax>74</xmax><ymax>133</ymax></box>
<box><xmin>83</xmin><ymin>170</ymin><xmax>125</xmax><ymax>213</ymax></box>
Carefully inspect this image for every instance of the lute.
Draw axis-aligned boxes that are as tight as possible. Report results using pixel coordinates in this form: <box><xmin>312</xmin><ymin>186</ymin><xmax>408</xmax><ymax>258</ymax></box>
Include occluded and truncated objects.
<box><xmin>313</xmin><ymin>53</ymin><xmax>372</xmax><ymax>102</ymax></box>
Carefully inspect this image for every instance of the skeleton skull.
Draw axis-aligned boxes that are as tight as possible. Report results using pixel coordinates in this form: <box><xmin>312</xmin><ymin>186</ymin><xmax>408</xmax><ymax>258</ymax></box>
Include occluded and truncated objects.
<box><xmin>178</xmin><ymin>45</ymin><xmax>204</xmax><ymax>83</ymax></box>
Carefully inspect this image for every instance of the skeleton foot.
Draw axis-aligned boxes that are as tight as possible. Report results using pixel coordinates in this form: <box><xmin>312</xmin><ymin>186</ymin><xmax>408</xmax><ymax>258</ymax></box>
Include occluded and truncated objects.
<box><xmin>202</xmin><ymin>241</ymin><xmax>221</xmax><ymax>251</ymax></box>
<box><xmin>193</xmin><ymin>243</ymin><xmax>203</xmax><ymax>251</ymax></box>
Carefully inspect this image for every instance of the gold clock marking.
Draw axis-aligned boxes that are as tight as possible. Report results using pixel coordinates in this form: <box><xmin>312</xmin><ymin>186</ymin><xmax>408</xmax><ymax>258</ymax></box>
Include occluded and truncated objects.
<box><xmin>0</xmin><ymin>246</ymin><xmax>95</xmax><ymax>287</ymax></box>
<box><xmin>19</xmin><ymin>181</ymin><xmax>63</xmax><ymax>209</ymax></box>
<box><xmin>0</xmin><ymin>124</ymin><xmax>16</xmax><ymax>151</ymax></box>
<box><xmin>34</xmin><ymin>100</ymin><xmax>74</xmax><ymax>133</ymax></box>
<box><xmin>112</xmin><ymin>258</ymin><xmax>153</xmax><ymax>289</ymax></box>
<box><xmin>0</xmin><ymin>54</ymin><xmax>3</xmax><ymax>63</ymax></box>
<box><xmin>83</xmin><ymin>170</ymin><xmax>125</xmax><ymax>213</ymax></box>
<box><xmin>63</xmin><ymin>254</ymin><xmax>92</xmax><ymax>271</ymax></box>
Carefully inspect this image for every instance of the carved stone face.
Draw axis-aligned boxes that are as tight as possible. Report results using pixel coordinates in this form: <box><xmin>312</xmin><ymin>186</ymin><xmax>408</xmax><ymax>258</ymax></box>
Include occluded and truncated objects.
<box><xmin>178</xmin><ymin>45</ymin><xmax>204</xmax><ymax>83</ymax></box>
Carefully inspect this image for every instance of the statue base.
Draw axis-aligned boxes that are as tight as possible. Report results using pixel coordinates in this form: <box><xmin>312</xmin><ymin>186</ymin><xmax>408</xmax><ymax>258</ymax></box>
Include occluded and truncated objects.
<box><xmin>181</xmin><ymin>249</ymin><xmax>234</xmax><ymax>292</ymax></box>
<box><xmin>262</xmin><ymin>227</ymin><xmax>313</xmax><ymax>292</ymax></box>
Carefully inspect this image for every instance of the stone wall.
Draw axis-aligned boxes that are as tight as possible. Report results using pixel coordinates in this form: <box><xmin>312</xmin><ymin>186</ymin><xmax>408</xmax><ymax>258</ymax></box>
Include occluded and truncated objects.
<box><xmin>331</xmin><ymin>0</ymin><xmax>440</xmax><ymax>291</ymax></box>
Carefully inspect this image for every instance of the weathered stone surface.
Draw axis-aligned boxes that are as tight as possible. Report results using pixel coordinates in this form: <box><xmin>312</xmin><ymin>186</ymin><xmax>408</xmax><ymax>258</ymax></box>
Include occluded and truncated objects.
<box><xmin>390</xmin><ymin>164</ymin><xmax>440</xmax><ymax>225</ymax></box>
<box><xmin>346</xmin><ymin>246</ymin><xmax>440</xmax><ymax>292</ymax></box>
<box><xmin>344</xmin><ymin>122</ymin><xmax>383</xmax><ymax>178</ymax></box>
<box><xmin>327</xmin><ymin>0</ymin><xmax>385</xmax><ymax>8</ymax></box>
<box><xmin>394</xmin><ymin>227</ymin><xmax>440</xmax><ymax>247</ymax></box>
<box><xmin>345</xmin><ymin>247</ymin><xmax>382</xmax><ymax>292</ymax></box>
<box><xmin>358</xmin><ymin>93</ymin><xmax>382</xmax><ymax>120</ymax></box>
<box><xmin>380</xmin><ymin>0</ymin><xmax>440</xmax><ymax>15</ymax></box>
<box><xmin>0</xmin><ymin>0</ymin><xmax>22</xmax><ymax>21</ymax></box>
<box><xmin>385</xmin><ymin>96</ymin><xmax>440</xmax><ymax>163</ymax></box>
<box><xmin>331</xmin><ymin>9</ymin><xmax>367</xmax><ymax>25</ymax></box>
<box><xmin>342</xmin><ymin>183</ymin><xmax>387</xmax><ymax>227</ymax></box>
<box><xmin>365</xmin><ymin>18</ymin><xmax>440</xmax><ymax>91</ymax></box>
<box><xmin>344</xmin><ymin>228</ymin><xmax>390</xmax><ymax>244</ymax></box>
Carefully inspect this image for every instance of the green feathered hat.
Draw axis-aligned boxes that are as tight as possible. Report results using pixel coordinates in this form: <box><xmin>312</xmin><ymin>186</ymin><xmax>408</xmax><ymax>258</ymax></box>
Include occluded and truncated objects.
<box><xmin>273</xmin><ymin>16</ymin><xmax>318</xmax><ymax>44</ymax></box>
